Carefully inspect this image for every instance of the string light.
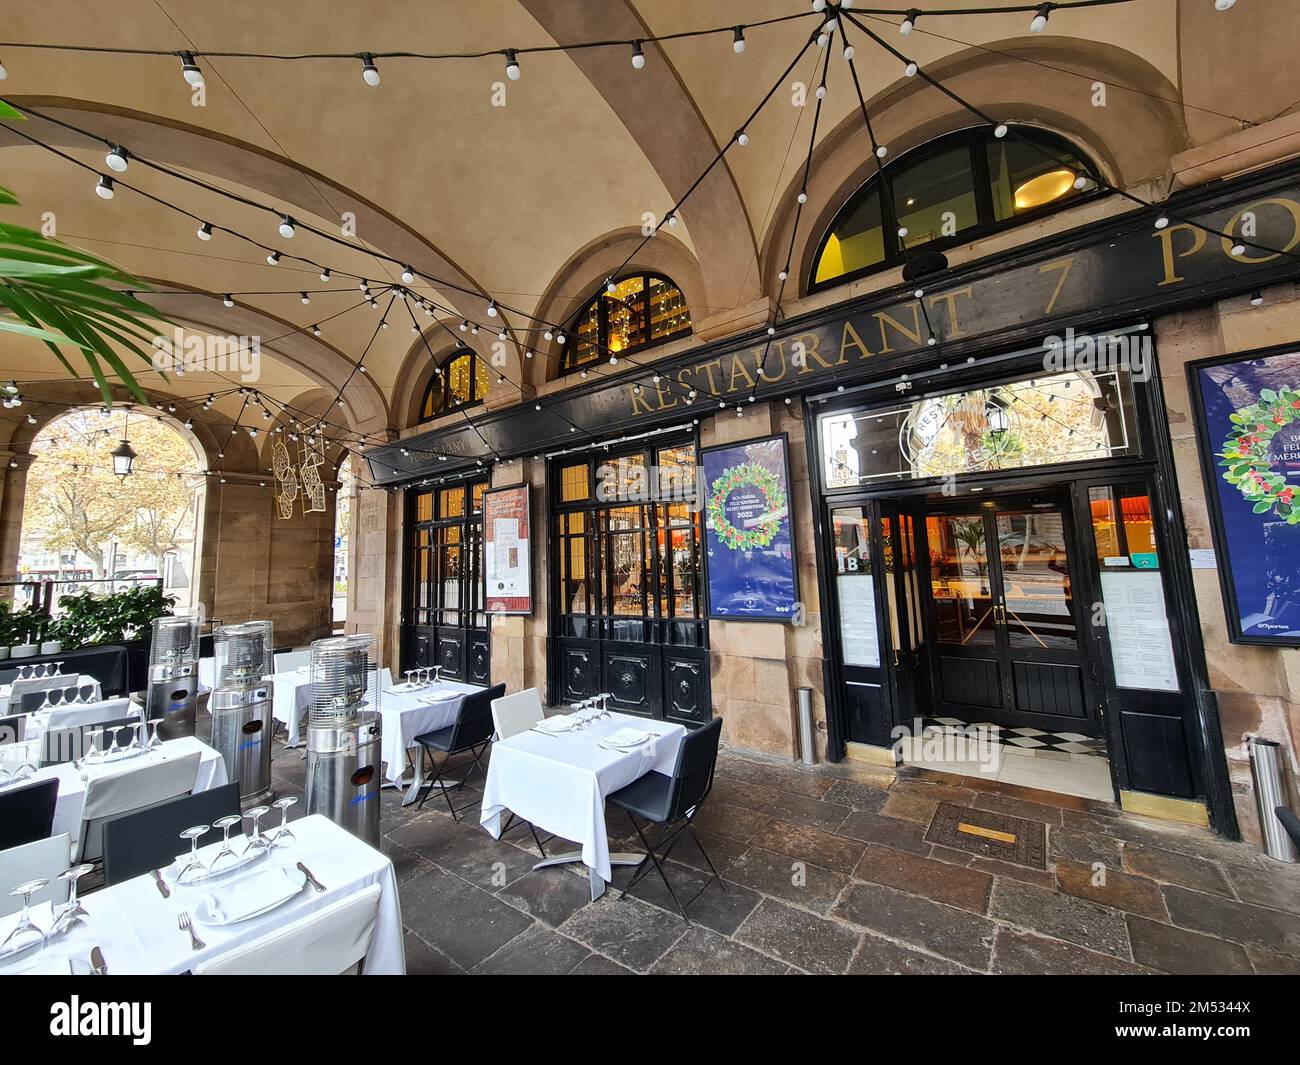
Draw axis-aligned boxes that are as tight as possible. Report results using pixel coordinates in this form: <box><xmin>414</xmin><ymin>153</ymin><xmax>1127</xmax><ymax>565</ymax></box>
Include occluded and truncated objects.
<box><xmin>360</xmin><ymin>53</ymin><xmax>380</xmax><ymax>86</ymax></box>
<box><xmin>266</xmin><ymin>250</ymin><xmax>280</xmax><ymax>265</ymax></box>
<box><xmin>733</xmin><ymin>27</ymin><xmax>746</xmax><ymax>53</ymax></box>
<box><xmin>400</xmin><ymin>265</ymin><xmax>415</xmax><ymax>284</ymax></box>
<box><xmin>900</xmin><ymin>9</ymin><xmax>919</xmax><ymax>36</ymax></box>
<box><xmin>278</xmin><ymin>214</ymin><xmax>296</xmax><ymax>238</ymax></box>
<box><xmin>222</xmin><ymin>294</ymin><xmax>234</xmax><ymax>307</ymax></box>
<box><xmin>504</xmin><ymin>49</ymin><xmax>521</xmax><ymax>80</ymax></box>
<box><xmin>1215</xmin><ymin>0</ymin><xmax>1236</xmax><ymax>9</ymax></box>
<box><xmin>94</xmin><ymin>175</ymin><xmax>114</xmax><ymax>199</ymax></box>
<box><xmin>179</xmin><ymin>52</ymin><xmax>203</xmax><ymax>88</ymax></box>
<box><xmin>631</xmin><ymin>40</ymin><xmax>645</xmax><ymax>69</ymax></box>
<box><xmin>196</xmin><ymin>221</ymin><xmax>212</xmax><ymax>240</ymax></box>
<box><xmin>1029</xmin><ymin>4</ymin><xmax>1053</xmax><ymax>33</ymax></box>
<box><xmin>105</xmin><ymin>145</ymin><xmax>127</xmax><ymax>172</ymax></box>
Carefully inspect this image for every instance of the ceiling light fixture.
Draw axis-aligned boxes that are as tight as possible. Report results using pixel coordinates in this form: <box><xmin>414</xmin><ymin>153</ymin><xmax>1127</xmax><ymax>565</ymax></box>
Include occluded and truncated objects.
<box><xmin>105</xmin><ymin>145</ymin><xmax>128</xmax><ymax>172</ymax></box>
<box><xmin>179</xmin><ymin>52</ymin><xmax>203</xmax><ymax>88</ymax></box>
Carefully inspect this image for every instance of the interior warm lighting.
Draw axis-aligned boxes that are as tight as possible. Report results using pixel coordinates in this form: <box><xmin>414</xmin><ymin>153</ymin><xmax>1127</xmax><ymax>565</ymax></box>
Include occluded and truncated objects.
<box><xmin>1014</xmin><ymin>168</ymin><xmax>1077</xmax><ymax>211</ymax></box>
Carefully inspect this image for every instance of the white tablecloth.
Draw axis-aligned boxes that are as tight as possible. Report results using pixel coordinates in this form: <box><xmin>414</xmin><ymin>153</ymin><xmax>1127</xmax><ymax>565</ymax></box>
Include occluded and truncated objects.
<box><xmin>0</xmin><ymin>736</ymin><xmax>227</xmax><ymax>845</ymax></box>
<box><xmin>480</xmin><ymin>713</ymin><xmax>686</xmax><ymax>883</ymax></box>
<box><xmin>0</xmin><ymin>815</ymin><xmax>404</xmax><ymax>975</ymax></box>
<box><xmin>268</xmin><ymin>669</ymin><xmax>314</xmax><ymax>746</ymax></box>
<box><xmin>380</xmin><ymin>681</ymin><xmax>482</xmax><ymax>785</ymax></box>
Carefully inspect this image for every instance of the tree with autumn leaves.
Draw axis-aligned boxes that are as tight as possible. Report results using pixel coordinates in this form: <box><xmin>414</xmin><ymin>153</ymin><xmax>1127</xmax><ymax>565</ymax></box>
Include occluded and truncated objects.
<box><xmin>20</xmin><ymin>409</ymin><xmax>202</xmax><ymax>578</ymax></box>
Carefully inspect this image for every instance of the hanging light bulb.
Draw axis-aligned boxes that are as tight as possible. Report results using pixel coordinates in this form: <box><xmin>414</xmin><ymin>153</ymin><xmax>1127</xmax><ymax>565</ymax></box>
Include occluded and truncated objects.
<box><xmin>843</xmin><ymin>44</ymin><xmax>856</xmax><ymax>61</ymax></box>
<box><xmin>1029</xmin><ymin>4</ymin><xmax>1053</xmax><ymax>33</ymax></box>
<box><xmin>320</xmin><ymin>267</ymin><xmax>331</xmax><ymax>282</ymax></box>
<box><xmin>504</xmin><ymin>50</ymin><xmax>521</xmax><ymax>81</ymax></box>
<box><xmin>904</xmin><ymin>60</ymin><xmax>918</xmax><ymax>77</ymax></box>
<box><xmin>95</xmin><ymin>175</ymin><xmax>115</xmax><ymax>200</ymax></box>
<box><xmin>459</xmin><ymin>320</ymin><xmax>469</xmax><ymax>332</ymax></box>
<box><xmin>1215</xmin><ymin>0</ymin><xmax>1237</xmax><ymax>9</ymax></box>
<box><xmin>222</xmin><ymin>294</ymin><xmax>234</xmax><ymax>307</ymax></box>
<box><xmin>994</xmin><ymin>123</ymin><xmax>1009</xmax><ymax>139</ymax></box>
<box><xmin>195</xmin><ymin>221</ymin><xmax>214</xmax><ymax>241</ymax></box>
<box><xmin>1154</xmin><ymin>214</ymin><xmax>1170</xmax><ymax>229</ymax></box>
<box><xmin>557</xmin><ymin>331</ymin><xmax>567</xmax><ymax>344</ymax></box>
<box><xmin>605</xmin><ymin>277</ymin><xmax>616</xmax><ymax>294</ymax></box>
<box><xmin>1072</xmin><ymin>173</ymin><xmax>1088</xmax><ymax>190</ymax></box>
<box><xmin>266</xmin><ymin>251</ymin><xmax>280</xmax><ymax>265</ymax></box>
<box><xmin>311</xmin><ymin>324</ymin><xmax>321</xmax><ymax>336</ymax></box>
<box><xmin>898</xmin><ymin>225</ymin><xmax>909</xmax><ymax>238</ymax></box>
<box><xmin>300</xmin><ymin>292</ymin><xmax>311</xmax><ymax>304</ymax></box>
<box><xmin>900</xmin><ymin>9</ymin><xmax>919</xmax><ymax>36</ymax></box>
<box><xmin>0</xmin><ymin>57</ymin><xmax>7</xmax><ymax>80</ymax></box>
<box><xmin>498</xmin><ymin>329</ymin><xmax>508</xmax><ymax>341</ymax></box>
<box><xmin>812</xmin><ymin>1</ymin><xmax>827</xmax><ymax>12</ymax></box>
<box><xmin>666</xmin><ymin>213</ymin><xmax>678</xmax><ymax>227</ymax></box>
<box><xmin>631</xmin><ymin>40</ymin><xmax>645</xmax><ymax>69</ymax></box>
<box><xmin>798</xmin><ymin>189</ymin><xmax>808</xmax><ymax>204</ymax></box>
<box><xmin>1230</xmin><ymin>236</ymin><xmax>1247</xmax><ymax>256</ymax></box>
<box><xmin>1250</xmin><ymin>290</ymin><xmax>1264</xmax><ymax>306</ymax></box>
<box><xmin>733</xmin><ymin>27</ymin><xmax>746</xmax><ymax>53</ymax></box>
<box><xmin>278</xmin><ymin>214</ymin><xmax>295</xmax><ymax>238</ymax></box>
<box><xmin>360</xmin><ymin>54</ymin><xmax>380</xmax><ymax>86</ymax></box>
<box><xmin>400</xmin><ymin>265</ymin><xmax>415</xmax><ymax>284</ymax></box>
<box><xmin>179</xmin><ymin>52</ymin><xmax>204</xmax><ymax>88</ymax></box>
<box><xmin>816</xmin><ymin>84</ymin><xmax>827</xmax><ymax>100</ymax></box>
<box><xmin>736</xmin><ymin>130</ymin><xmax>749</xmax><ymax>147</ymax></box>
<box><xmin>875</xmin><ymin>145</ymin><xmax>888</xmax><ymax>159</ymax></box>
<box><xmin>486</xmin><ymin>299</ymin><xmax>498</xmax><ymax>317</ymax></box>
<box><xmin>105</xmin><ymin>145</ymin><xmax>128</xmax><ymax>173</ymax></box>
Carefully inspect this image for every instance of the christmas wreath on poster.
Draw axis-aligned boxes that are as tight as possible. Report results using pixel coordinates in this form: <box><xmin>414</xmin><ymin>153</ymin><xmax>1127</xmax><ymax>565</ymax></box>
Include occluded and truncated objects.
<box><xmin>1218</xmin><ymin>386</ymin><xmax>1300</xmax><ymax>523</ymax></box>
<box><xmin>706</xmin><ymin>462</ymin><xmax>786</xmax><ymax>550</ymax></box>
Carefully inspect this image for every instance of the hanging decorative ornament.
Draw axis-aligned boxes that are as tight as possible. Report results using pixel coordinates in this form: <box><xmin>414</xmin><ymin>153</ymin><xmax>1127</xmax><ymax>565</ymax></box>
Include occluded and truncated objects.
<box><xmin>273</xmin><ymin>436</ymin><xmax>298</xmax><ymax>519</ymax></box>
<box><xmin>299</xmin><ymin>434</ymin><xmax>326</xmax><ymax>514</ymax></box>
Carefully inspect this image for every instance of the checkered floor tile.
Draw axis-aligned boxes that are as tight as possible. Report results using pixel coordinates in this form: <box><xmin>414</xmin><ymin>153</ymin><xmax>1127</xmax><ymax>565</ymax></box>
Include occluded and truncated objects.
<box><xmin>920</xmin><ymin>716</ymin><xmax>1107</xmax><ymax>758</ymax></box>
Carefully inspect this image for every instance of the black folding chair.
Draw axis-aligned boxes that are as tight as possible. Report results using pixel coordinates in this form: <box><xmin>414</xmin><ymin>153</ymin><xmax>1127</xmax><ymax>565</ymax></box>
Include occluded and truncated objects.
<box><xmin>1277</xmin><ymin>806</ymin><xmax>1300</xmax><ymax>850</ymax></box>
<box><xmin>0</xmin><ymin>778</ymin><xmax>59</xmax><ymax>850</ymax></box>
<box><xmin>413</xmin><ymin>683</ymin><xmax>504</xmax><ymax>819</ymax></box>
<box><xmin>606</xmin><ymin>716</ymin><xmax>724</xmax><ymax>921</ymax></box>
<box><xmin>40</xmin><ymin>717</ymin><xmax>140</xmax><ymax>767</ymax></box>
<box><xmin>101</xmin><ymin>782</ymin><xmax>242</xmax><ymax>886</ymax></box>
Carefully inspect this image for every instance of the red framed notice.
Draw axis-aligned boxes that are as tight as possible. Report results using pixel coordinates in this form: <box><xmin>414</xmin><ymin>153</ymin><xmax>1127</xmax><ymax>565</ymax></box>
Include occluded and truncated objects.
<box><xmin>483</xmin><ymin>483</ymin><xmax>533</xmax><ymax>615</ymax></box>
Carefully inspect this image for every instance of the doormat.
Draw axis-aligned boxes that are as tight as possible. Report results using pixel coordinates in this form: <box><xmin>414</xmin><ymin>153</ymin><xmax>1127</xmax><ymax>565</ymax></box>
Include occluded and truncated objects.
<box><xmin>924</xmin><ymin>802</ymin><xmax>1048</xmax><ymax>869</ymax></box>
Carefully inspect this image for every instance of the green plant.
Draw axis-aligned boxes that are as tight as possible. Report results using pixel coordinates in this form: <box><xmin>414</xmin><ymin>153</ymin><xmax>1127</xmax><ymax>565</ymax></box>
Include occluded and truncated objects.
<box><xmin>9</xmin><ymin>602</ymin><xmax>51</xmax><ymax>645</ymax></box>
<box><xmin>0</xmin><ymin>600</ymin><xmax>15</xmax><ymax>647</ymax></box>
<box><xmin>0</xmin><ymin>101</ymin><xmax>165</xmax><ymax>404</ymax></box>
<box><xmin>47</xmin><ymin>585</ymin><xmax>177</xmax><ymax>649</ymax></box>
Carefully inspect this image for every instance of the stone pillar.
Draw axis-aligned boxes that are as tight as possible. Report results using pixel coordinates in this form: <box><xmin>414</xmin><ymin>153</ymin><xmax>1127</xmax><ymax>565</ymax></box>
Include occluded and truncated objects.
<box><xmin>0</xmin><ymin>449</ymin><xmax>33</xmax><ymax>584</ymax></box>
<box><xmin>488</xmin><ymin>457</ymin><xmax>549</xmax><ymax>696</ymax></box>
<box><xmin>701</xmin><ymin>401</ymin><xmax>829</xmax><ymax>760</ymax></box>
<box><xmin>348</xmin><ymin>478</ymin><xmax>400</xmax><ymax>672</ymax></box>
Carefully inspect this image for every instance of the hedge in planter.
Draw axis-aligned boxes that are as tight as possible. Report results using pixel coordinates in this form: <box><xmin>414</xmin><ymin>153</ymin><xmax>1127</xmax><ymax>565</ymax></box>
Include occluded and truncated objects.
<box><xmin>47</xmin><ymin>585</ymin><xmax>177</xmax><ymax>650</ymax></box>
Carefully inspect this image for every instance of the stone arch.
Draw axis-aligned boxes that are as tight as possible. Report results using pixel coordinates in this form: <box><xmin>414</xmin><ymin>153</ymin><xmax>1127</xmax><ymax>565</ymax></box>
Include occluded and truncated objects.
<box><xmin>526</xmin><ymin>228</ymin><xmax>706</xmax><ymax>386</ymax></box>
<box><xmin>759</xmin><ymin>37</ymin><xmax>1189</xmax><ymax>299</ymax></box>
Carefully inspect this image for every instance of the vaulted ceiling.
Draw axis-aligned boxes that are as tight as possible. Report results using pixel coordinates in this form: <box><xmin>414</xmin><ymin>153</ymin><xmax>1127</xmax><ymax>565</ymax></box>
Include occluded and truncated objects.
<box><xmin>0</xmin><ymin>0</ymin><xmax>1284</xmax><ymax>448</ymax></box>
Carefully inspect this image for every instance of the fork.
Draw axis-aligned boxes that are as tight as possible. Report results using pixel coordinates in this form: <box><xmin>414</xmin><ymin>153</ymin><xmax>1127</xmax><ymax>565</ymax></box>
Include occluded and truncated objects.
<box><xmin>178</xmin><ymin>911</ymin><xmax>205</xmax><ymax>951</ymax></box>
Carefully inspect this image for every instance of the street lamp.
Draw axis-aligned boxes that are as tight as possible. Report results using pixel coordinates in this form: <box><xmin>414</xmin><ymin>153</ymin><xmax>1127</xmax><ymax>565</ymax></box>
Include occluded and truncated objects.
<box><xmin>111</xmin><ymin>411</ymin><xmax>136</xmax><ymax>478</ymax></box>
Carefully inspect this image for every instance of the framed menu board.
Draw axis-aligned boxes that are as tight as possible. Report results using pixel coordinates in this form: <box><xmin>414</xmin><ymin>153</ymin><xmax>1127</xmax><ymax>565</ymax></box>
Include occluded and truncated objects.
<box><xmin>483</xmin><ymin>483</ymin><xmax>532</xmax><ymax>615</ymax></box>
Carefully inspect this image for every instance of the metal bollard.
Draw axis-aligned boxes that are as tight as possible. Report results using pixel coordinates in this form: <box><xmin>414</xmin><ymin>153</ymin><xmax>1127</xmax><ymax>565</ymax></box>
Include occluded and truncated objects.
<box><xmin>1247</xmin><ymin>736</ymin><xmax>1298</xmax><ymax>863</ymax></box>
<box><xmin>796</xmin><ymin>687</ymin><xmax>816</xmax><ymax>766</ymax></box>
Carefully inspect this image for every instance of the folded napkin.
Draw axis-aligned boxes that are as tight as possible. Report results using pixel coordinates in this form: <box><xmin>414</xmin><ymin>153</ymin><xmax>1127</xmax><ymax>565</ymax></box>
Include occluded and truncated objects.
<box><xmin>418</xmin><ymin>689</ymin><xmax>459</xmax><ymax>704</ymax></box>
<box><xmin>601</xmin><ymin>727</ymin><xmax>652</xmax><ymax>748</ymax></box>
<box><xmin>203</xmin><ymin>866</ymin><xmax>302</xmax><ymax>924</ymax></box>
<box><xmin>534</xmin><ymin>715</ymin><xmax>576</xmax><ymax>733</ymax></box>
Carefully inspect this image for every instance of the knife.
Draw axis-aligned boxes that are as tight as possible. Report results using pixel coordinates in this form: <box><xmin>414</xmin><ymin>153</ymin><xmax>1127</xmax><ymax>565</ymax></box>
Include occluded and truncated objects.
<box><xmin>296</xmin><ymin>861</ymin><xmax>326</xmax><ymax>892</ymax></box>
<box><xmin>90</xmin><ymin>946</ymin><xmax>107</xmax><ymax>975</ymax></box>
<box><xmin>150</xmin><ymin>869</ymin><xmax>171</xmax><ymax>898</ymax></box>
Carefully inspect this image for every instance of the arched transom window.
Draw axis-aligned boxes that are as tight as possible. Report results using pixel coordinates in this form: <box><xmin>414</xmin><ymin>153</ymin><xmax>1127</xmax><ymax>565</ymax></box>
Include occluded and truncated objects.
<box><xmin>560</xmin><ymin>273</ymin><xmax>690</xmax><ymax>374</ymax></box>
<box><xmin>812</xmin><ymin>126</ymin><xmax>1102</xmax><ymax>290</ymax></box>
<box><xmin>420</xmin><ymin>347</ymin><xmax>490</xmax><ymax>422</ymax></box>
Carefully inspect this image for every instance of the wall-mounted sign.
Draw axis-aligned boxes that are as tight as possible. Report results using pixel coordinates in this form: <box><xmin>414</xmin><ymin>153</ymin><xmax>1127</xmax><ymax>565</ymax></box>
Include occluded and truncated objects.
<box><xmin>1191</xmin><ymin>345</ymin><xmax>1300</xmax><ymax>646</ymax></box>
<box><xmin>483</xmin><ymin>484</ymin><xmax>532</xmax><ymax>615</ymax></box>
<box><xmin>367</xmin><ymin>160</ymin><xmax>1300</xmax><ymax>485</ymax></box>
<box><xmin>700</xmin><ymin>434</ymin><xmax>798</xmax><ymax>622</ymax></box>
<box><xmin>1098</xmin><ymin>569</ymin><xmax>1180</xmax><ymax>692</ymax></box>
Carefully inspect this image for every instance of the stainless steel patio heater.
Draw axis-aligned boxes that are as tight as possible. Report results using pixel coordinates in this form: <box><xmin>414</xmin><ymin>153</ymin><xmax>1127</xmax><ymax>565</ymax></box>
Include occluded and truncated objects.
<box><xmin>304</xmin><ymin>633</ymin><xmax>381</xmax><ymax>845</ymax></box>
<box><xmin>211</xmin><ymin>620</ymin><xmax>275</xmax><ymax>807</ymax></box>
<box><xmin>145</xmin><ymin>615</ymin><xmax>201</xmax><ymax>741</ymax></box>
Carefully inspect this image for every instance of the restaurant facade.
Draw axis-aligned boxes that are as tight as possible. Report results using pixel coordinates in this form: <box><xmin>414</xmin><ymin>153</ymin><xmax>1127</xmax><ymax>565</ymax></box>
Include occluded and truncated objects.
<box><xmin>362</xmin><ymin>103</ymin><xmax>1300</xmax><ymax>846</ymax></box>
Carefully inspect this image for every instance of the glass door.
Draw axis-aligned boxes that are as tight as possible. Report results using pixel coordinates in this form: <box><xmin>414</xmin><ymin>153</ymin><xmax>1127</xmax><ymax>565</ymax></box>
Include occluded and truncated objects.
<box><xmin>921</xmin><ymin>494</ymin><xmax>1096</xmax><ymax>733</ymax></box>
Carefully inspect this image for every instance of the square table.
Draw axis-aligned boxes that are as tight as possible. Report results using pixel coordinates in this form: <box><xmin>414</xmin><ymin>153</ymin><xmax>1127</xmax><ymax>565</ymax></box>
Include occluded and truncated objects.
<box><xmin>0</xmin><ymin>815</ymin><xmax>404</xmax><ymax>975</ymax></box>
<box><xmin>480</xmin><ymin>712</ymin><xmax>686</xmax><ymax>899</ymax></box>
<box><xmin>267</xmin><ymin>667</ymin><xmax>314</xmax><ymax>748</ymax></box>
<box><xmin>379</xmin><ymin>680</ymin><xmax>484</xmax><ymax>805</ymax></box>
<box><xmin>0</xmin><ymin>735</ymin><xmax>227</xmax><ymax>846</ymax></box>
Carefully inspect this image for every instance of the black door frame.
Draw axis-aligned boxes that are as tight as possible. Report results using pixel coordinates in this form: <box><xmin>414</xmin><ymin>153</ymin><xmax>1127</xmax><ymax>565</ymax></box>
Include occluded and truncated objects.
<box><xmin>913</xmin><ymin>487</ymin><xmax>1099</xmax><ymax>736</ymax></box>
<box><xmin>805</xmin><ymin>336</ymin><xmax>1239</xmax><ymax>836</ymax></box>
<box><xmin>401</xmin><ymin>477</ymin><xmax>492</xmax><ymax>685</ymax></box>
<box><xmin>546</xmin><ymin>430</ymin><xmax>711</xmax><ymax>726</ymax></box>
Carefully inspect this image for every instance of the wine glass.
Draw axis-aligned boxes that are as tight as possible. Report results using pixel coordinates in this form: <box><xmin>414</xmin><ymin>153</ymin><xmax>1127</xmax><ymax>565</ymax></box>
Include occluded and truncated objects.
<box><xmin>270</xmin><ymin>796</ymin><xmax>298</xmax><ymax>846</ymax></box>
<box><xmin>53</xmin><ymin>661</ymin><xmax>64</xmax><ymax>677</ymax></box>
<box><xmin>83</xmin><ymin>728</ymin><xmax>104</xmax><ymax>765</ymax></box>
<box><xmin>17</xmin><ymin>664</ymin><xmax>30</xmax><ymax>682</ymax></box>
<box><xmin>209</xmin><ymin>815</ymin><xmax>243</xmax><ymax>873</ymax></box>
<box><xmin>241</xmin><ymin>806</ymin><xmax>272</xmax><ymax>855</ymax></box>
<box><xmin>432</xmin><ymin>665</ymin><xmax>442</xmax><ymax>687</ymax></box>
<box><xmin>176</xmin><ymin>825</ymin><xmax>211</xmax><ymax>885</ymax></box>
<box><xmin>127</xmin><ymin>721</ymin><xmax>145</xmax><ymax>754</ymax></box>
<box><xmin>146</xmin><ymin>718</ymin><xmax>164</xmax><ymax>751</ymax></box>
<box><xmin>46</xmin><ymin>688</ymin><xmax>64</xmax><ymax>713</ymax></box>
<box><xmin>0</xmin><ymin>880</ymin><xmax>49</xmax><ymax>959</ymax></box>
<box><xmin>52</xmin><ymin>865</ymin><xmax>93</xmax><ymax>935</ymax></box>
<box><xmin>78</xmin><ymin>684</ymin><xmax>95</xmax><ymax>705</ymax></box>
<box><xmin>403</xmin><ymin>669</ymin><xmax>414</xmax><ymax>689</ymax></box>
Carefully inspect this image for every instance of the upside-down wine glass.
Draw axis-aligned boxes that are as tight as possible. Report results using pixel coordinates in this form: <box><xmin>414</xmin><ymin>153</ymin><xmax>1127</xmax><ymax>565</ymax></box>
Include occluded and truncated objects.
<box><xmin>176</xmin><ymin>825</ymin><xmax>211</xmax><ymax>885</ymax></box>
<box><xmin>210</xmin><ymin>815</ymin><xmax>243</xmax><ymax>873</ymax></box>
<box><xmin>52</xmin><ymin>864</ymin><xmax>93</xmax><ymax>935</ymax></box>
<box><xmin>270</xmin><ymin>796</ymin><xmax>298</xmax><ymax>847</ymax></box>
<box><xmin>0</xmin><ymin>880</ymin><xmax>50</xmax><ymax>959</ymax></box>
<box><xmin>242</xmin><ymin>806</ymin><xmax>272</xmax><ymax>856</ymax></box>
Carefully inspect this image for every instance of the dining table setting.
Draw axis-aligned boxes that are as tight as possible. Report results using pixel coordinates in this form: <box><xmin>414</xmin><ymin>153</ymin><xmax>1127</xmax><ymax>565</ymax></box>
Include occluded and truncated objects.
<box><xmin>379</xmin><ymin>669</ymin><xmax>485</xmax><ymax>804</ymax></box>
<box><xmin>480</xmin><ymin>699</ymin><xmax>686</xmax><ymax>900</ymax></box>
<box><xmin>0</xmin><ymin>813</ymin><xmax>404</xmax><ymax>975</ymax></box>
